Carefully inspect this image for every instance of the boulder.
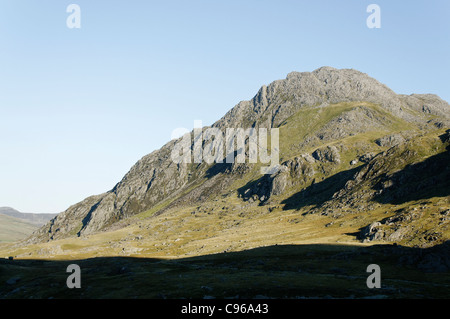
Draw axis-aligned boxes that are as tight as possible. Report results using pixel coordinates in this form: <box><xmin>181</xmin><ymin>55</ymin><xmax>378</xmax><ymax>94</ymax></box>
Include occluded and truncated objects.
<box><xmin>360</xmin><ymin>222</ymin><xmax>383</xmax><ymax>241</ymax></box>
<box><xmin>312</xmin><ymin>145</ymin><xmax>341</xmax><ymax>164</ymax></box>
<box><xmin>375</xmin><ymin>134</ymin><xmax>406</xmax><ymax>147</ymax></box>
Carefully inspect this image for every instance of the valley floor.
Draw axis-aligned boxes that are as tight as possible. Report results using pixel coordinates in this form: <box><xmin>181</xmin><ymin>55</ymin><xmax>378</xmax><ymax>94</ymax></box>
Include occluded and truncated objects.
<box><xmin>1</xmin><ymin>201</ymin><xmax>449</xmax><ymax>299</ymax></box>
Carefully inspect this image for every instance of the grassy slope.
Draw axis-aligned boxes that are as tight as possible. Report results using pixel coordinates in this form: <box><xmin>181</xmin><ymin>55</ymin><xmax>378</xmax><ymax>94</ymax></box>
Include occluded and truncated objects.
<box><xmin>0</xmin><ymin>214</ymin><xmax>38</xmax><ymax>243</ymax></box>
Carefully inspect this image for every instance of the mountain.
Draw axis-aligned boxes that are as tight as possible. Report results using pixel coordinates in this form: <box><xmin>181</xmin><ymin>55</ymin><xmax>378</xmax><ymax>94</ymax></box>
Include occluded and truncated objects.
<box><xmin>0</xmin><ymin>207</ymin><xmax>57</xmax><ymax>227</ymax></box>
<box><xmin>2</xmin><ymin>67</ymin><xmax>449</xmax><ymax>299</ymax></box>
<box><xmin>24</xmin><ymin>66</ymin><xmax>449</xmax><ymax>248</ymax></box>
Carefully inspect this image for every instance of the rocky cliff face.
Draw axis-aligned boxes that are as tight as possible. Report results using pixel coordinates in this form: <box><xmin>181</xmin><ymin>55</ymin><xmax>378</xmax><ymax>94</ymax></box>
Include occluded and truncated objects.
<box><xmin>216</xmin><ymin>67</ymin><xmax>449</xmax><ymax>130</ymax></box>
<box><xmin>27</xmin><ymin>67</ymin><xmax>450</xmax><ymax>244</ymax></box>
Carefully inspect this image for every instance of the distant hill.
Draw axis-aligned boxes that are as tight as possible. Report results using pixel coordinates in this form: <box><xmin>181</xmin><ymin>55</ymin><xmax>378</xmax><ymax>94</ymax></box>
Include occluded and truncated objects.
<box><xmin>0</xmin><ymin>214</ymin><xmax>38</xmax><ymax>243</ymax></box>
<box><xmin>0</xmin><ymin>207</ymin><xmax>56</xmax><ymax>226</ymax></box>
<box><xmin>0</xmin><ymin>207</ymin><xmax>57</xmax><ymax>243</ymax></box>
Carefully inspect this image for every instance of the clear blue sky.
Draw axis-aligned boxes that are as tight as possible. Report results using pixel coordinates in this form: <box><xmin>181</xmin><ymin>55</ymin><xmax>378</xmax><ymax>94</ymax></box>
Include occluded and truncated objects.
<box><xmin>0</xmin><ymin>1</ymin><xmax>449</xmax><ymax>214</ymax></box>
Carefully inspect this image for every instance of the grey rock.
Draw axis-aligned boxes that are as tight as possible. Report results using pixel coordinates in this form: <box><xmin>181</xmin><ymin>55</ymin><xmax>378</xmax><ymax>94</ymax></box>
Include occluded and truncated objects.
<box><xmin>312</xmin><ymin>145</ymin><xmax>341</xmax><ymax>164</ymax></box>
<box><xmin>401</xmin><ymin>93</ymin><xmax>450</xmax><ymax>120</ymax></box>
<box><xmin>270</xmin><ymin>167</ymin><xmax>289</xmax><ymax>196</ymax></box>
<box><xmin>359</xmin><ymin>153</ymin><xmax>376</xmax><ymax>163</ymax></box>
<box><xmin>388</xmin><ymin>228</ymin><xmax>409</xmax><ymax>241</ymax></box>
<box><xmin>360</xmin><ymin>222</ymin><xmax>383</xmax><ymax>242</ymax></box>
<box><xmin>242</xmin><ymin>155</ymin><xmax>317</xmax><ymax>201</ymax></box>
<box><xmin>375</xmin><ymin>134</ymin><xmax>406</xmax><ymax>147</ymax></box>
<box><xmin>301</xmin><ymin>153</ymin><xmax>316</xmax><ymax>163</ymax></box>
